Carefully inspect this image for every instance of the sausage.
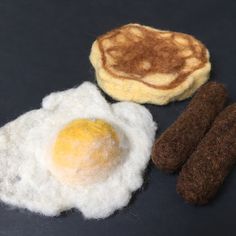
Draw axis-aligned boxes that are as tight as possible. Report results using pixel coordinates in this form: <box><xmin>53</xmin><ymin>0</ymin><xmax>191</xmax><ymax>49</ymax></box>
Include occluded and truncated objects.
<box><xmin>151</xmin><ymin>82</ymin><xmax>228</xmax><ymax>172</ymax></box>
<box><xmin>176</xmin><ymin>104</ymin><xmax>236</xmax><ymax>204</ymax></box>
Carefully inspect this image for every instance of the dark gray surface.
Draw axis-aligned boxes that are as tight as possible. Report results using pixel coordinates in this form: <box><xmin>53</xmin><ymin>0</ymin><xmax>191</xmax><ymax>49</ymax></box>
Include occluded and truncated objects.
<box><xmin>0</xmin><ymin>0</ymin><xmax>236</xmax><ymax>235</ymax></box>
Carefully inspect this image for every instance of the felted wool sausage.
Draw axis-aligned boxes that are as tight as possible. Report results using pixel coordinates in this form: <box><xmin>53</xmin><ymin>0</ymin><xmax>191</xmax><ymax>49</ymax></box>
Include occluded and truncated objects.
<box><xmin>152</xmin><ymin>82</ymin><xmax>228</xmax><ymax>172</ymax></box>
<box><xmin>176</xmin><ymin>104</ymin><xmax>236</xmax><ymax>204</ymax></box>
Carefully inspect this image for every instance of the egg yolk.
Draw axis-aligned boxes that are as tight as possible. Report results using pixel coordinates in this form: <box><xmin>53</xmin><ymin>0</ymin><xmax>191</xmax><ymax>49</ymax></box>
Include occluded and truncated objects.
<box><xmin>51</xmin><ymin>119</ymin><xmax>120</xmax><ymax>185</ymax></box>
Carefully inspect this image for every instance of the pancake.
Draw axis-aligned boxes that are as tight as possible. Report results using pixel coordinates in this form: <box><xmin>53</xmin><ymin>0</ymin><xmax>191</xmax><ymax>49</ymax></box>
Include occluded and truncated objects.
<box><xmin>89</xmin><ymin>23</ymin><xmax>211</xmax><ymax>105</ymax></box>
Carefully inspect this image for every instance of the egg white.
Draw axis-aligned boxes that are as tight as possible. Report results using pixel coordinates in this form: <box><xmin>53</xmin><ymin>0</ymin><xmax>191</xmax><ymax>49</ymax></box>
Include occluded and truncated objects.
<box><xmin>0</xmin><ymin>82</ymin><xmax>157</xmax><ymax>219</ymax></box>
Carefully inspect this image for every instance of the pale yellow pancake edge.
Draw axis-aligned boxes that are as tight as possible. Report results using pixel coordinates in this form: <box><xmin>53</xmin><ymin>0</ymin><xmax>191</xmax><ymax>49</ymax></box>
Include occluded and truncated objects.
<box><xmin>89</xmin><ymin>26</ymin><xmax>211</xmax><ymax>105</ymax></box>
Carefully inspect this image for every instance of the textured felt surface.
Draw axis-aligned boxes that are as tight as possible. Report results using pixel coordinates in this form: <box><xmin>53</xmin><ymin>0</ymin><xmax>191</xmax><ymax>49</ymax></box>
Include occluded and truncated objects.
<box><xmin>0</xmin><ymin>0</ymin><xmax>236</xmax><ymax>235</ymax></box>
<box><xmin>152</xmin><ymin>82</ymin><xmax>228</xmax><ymax>172</ymax></box>
<box><xmin>177</xmin><ymin>103</ymin><xmax>236</xmax><ymax>204</ymax></box>
<box><xmin>0</xmin><ymin>82</ymin><xmax>156</xmax><ymax>219</ymax></box>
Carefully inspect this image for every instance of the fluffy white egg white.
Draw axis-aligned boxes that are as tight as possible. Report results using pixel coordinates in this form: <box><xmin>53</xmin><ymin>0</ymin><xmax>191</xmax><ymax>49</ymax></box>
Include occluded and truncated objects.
<box><xmin>0</xmin><ymin>82</ymin><xmax>157</xmax><ymax>219</ymax></box>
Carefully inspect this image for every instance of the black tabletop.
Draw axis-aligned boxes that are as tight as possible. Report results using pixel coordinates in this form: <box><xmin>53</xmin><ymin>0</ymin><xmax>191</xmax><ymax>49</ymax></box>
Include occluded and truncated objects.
<box><xmin>0</xmin><ymin>0</ymin><xmax>236</xmax><ymax>235</ymax></box>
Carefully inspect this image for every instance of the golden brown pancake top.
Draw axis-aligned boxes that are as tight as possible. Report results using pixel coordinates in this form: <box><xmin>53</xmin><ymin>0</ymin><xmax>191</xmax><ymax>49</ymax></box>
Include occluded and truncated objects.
<box><xmin>97</xmin><ymin>24</ymin><xmax>208</xmax><ymax>90</ymax></box>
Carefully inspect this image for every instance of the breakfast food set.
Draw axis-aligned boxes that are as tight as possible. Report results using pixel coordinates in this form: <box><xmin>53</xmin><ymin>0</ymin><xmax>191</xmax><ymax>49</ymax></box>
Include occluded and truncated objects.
<box><xmin>0</xmin><ymin>23</ymin><xmax>235</xmax><ymax>219</ymax></box>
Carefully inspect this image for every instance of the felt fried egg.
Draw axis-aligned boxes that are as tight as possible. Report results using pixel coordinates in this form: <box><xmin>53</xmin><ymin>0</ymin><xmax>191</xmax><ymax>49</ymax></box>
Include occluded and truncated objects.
<box><xmin>0</xmin><ymin>82</ymin><xmax>157</xmax><ymax>219</ymax></box>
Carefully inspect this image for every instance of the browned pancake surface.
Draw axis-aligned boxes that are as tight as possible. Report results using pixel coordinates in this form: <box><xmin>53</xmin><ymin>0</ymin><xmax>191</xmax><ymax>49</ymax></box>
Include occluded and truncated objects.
<box><xmin>97</xmin><ymin>24</ymin><xmax>208</xmax><ymax>90</ymax></box>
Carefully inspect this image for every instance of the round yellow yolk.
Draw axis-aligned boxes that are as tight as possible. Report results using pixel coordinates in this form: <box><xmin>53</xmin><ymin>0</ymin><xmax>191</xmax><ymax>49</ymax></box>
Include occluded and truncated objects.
<box><xmin>51</xmin><ymin>119</ymin><xmax>120</xmax><ymax>184</ymax></box>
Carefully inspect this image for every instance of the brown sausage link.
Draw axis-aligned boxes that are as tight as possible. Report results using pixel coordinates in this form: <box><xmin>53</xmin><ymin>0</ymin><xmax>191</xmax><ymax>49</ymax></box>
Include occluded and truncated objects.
<box><xmin>151</xmin><ymin>82</ymin><xmax>228</xmax><ymax>172</ymax></box>
<box><xmin>177</xmin><ymin>104</ymin><xmax>236</xmax><ymax>204</ymax></box>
